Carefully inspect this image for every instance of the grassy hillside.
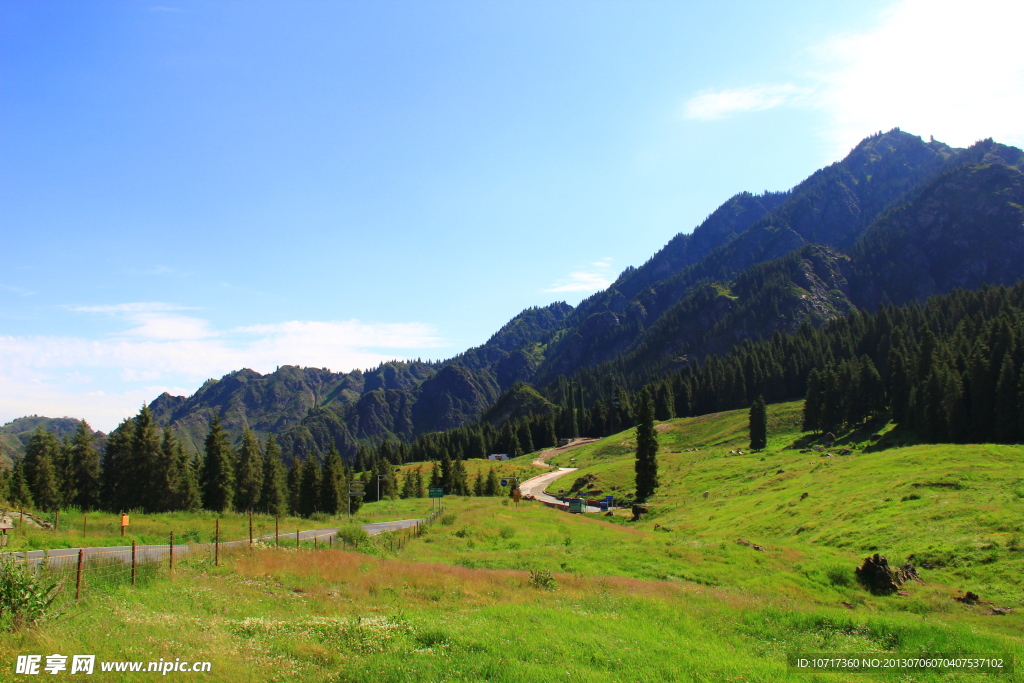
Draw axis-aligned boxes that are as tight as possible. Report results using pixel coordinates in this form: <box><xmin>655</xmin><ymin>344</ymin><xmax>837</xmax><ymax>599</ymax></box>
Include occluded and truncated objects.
<box><xmin>2</xmin><ymin>404</ymin><xmax>1021</xmax><ymax>681</ymax></box>
<box><xmin>547</xmin><ymin>401</ymin><xmax>1024</xmax><ymax>604</ymax></box>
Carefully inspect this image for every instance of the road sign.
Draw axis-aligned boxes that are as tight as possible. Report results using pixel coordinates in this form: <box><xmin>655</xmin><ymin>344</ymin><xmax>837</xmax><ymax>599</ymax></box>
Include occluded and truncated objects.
<box><xmin>605</xmin><ymin>495</ymin><xmax>614</xmax><ymax>503</ymax></box>
<box><xmin>512</xmin><ymin>488</ymin><xmax>521</xmax><ymax>503</ymax></box>
<box><xmin>429</xmin><ymin>488</ymin><xmax>444</xmax><ymax>498</ymax></box>
<box><xmin>349</xmin><ymin>481</ymin><xmax>365</xmax><ymax>497</ymax></box>
<box><xmin>500</xmin><ymin>479</ymin><xmax>508</xmax><ymax>487</ymax></box>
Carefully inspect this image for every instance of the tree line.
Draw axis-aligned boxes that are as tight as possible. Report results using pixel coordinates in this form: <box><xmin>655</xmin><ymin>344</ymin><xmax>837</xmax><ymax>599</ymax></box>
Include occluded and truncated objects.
<box><xmin>0</xmin><ymin>405</ymin><xmax>513</xmax><ymax>515</ymax></box>
<box><xmin>8</xmin><ymin>282</ymin><xmax>1024</xmax><ymax>513</ymax></box>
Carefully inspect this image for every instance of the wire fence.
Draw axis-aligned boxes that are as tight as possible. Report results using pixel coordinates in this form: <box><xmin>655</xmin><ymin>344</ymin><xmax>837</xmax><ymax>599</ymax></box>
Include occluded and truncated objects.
<box><xmin>0</xmin><ymin>510</ymin><xmax>441</xmax><ymax>613</ymax></box>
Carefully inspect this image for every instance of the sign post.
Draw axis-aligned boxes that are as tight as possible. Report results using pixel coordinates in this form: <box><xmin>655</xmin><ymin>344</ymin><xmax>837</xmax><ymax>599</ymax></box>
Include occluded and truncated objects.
<box><xmin>428</xmin><ymin>487</ymin><xmax>443</xmax><ymax>515</ymax></box>
<box><xmin>120</xmin><ymin>514</ymin><xmax>129</xmax><ymax>537</ymax></box>
<box><xmin>348</xmin><ymin>480</ymin><xmax>365</xmax><ymax>518</ymax></box>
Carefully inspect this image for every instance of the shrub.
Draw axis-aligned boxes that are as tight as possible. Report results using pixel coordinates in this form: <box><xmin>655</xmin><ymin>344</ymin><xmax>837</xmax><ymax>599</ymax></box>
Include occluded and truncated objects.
<box><xmin>825</xmin><ymin>565</ymin><xmax>853</xmax><ymax>587</ymax></box>
<box><xmin>529</xmin><ymin>569</ymin><xmax>556</xmax><ymax>590</ymax></box>
<box><xmin>336</xmin><ymin>525</ymin><xmax>370</xmax><ymax>548</ymax></box>
<box><xmin>497</xmin><ymin>525</ymin><xmax>516</xmax><ymax>539</ymax></box>
<box><xmin>0</xmin><ymin>560</ymin><xmax>61</xmax><ymax>631</ymax></box>
<box><xmin>440</xmin><ymin>513</ymin><xmax>457</xmax><ymax>526</ymax></box>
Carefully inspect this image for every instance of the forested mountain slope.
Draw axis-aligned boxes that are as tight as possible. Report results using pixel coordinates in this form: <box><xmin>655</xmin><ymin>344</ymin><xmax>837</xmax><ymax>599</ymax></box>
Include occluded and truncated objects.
<box><xmin>131</xmin><ymin>129</ymin><xmax>1024</xmax><ymax>464</ymax></box>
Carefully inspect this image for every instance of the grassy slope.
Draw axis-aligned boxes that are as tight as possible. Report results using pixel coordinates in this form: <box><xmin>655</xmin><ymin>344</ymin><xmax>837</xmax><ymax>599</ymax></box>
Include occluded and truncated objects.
<box><xmin>545</xmin><ymin>401</ymin><xmax>1024</xmax><ymax>604</ymax></box>
<box><xmin>2</xmin><ymin>404</ymin><xmax>1022</xmax><ymax>682</ymax></box>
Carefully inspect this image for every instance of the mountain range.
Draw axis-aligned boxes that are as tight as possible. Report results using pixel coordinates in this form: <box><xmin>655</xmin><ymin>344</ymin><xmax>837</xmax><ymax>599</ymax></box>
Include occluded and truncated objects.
<box><xmin>7</xmin><ymin>129</ymin><xmax>1024</xmax><ymax>464</ymax></box>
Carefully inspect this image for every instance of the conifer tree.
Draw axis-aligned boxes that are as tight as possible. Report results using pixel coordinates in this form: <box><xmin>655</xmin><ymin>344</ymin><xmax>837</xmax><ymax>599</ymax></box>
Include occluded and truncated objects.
<box><xmin>484</xmin><ymin>467</ymin><xmax>501</xmax><ymax>496</ymax></box>
<box><xmin>286</xmin><ymin>456</ymin><xmax>302</xmax><ymax>516</ymax></box>
<box><xmin>201</xmin><ymin>417</ymin><xmax>235</xmax><ymax>513</ymax></box>
<box><xmin>472</xmin><ymin>471</ymin><xmax>484</xmax><ymax>496</ymax></box>
<box><xmin>156</xmin><ymin>428</ymin><xmax>181</xmax><ymax>512</ymax></box>
<box><xmin>101</xmin><ymin>418</ymin><xmax>134</xmax><ymax>512</ymax></box>
<box><xmin>414</xmin><ymin>467</ymin><xmax>425</xmax><ymax>498</ymax></box>
<box><xmin>70</xmin><ymin>421</ymin><xmax>101</xmax><ymax>511</ymax></box>
<box><xmin>259</xmin><ymin>435</ymin><xmax>288</xmax><ymax>517</ymax></box>
<box><xmin>174</xmin><ymin>440</ymin><xmax>201</xmax><ymax>512</ymax></box>
<box><xmin>57</xmin><ymin>436</ymin><xmax>75</xmax><ymax>508</ymax></box>
<box><xmin>994</xmin><ymin>356</ymin><xmax>1019</xmax><ymax>442</ymax></box>
<box><xmin>401</xmin><ymin>468</ymin><xmax>416</xmax><ymax>498</ymax></box>
<box><xmin>9</xmin><ymin>459</ymin><xmax>33</xmax><ymax>508</ymax></box>
<box><xmin>129</xmin><ymin>405</ymin><xmax>161</xmax><ymax>511</ymax></box>
<box><xmin>802</xmin><ymin>369</ymin><xmax>823</xmax><ymax>433</ymax></box>
<box><xmin>235</xmin><ymin>429</ymin><xmax>264</xmax><ymax>512</ymax></box>
<box><xmin>298</xmin><ymin>452</ymin><xmax>322</xmax><ymax>517</ymax></box>
<box><xmin>0</xmin><ymin>466</ymin><xmax>9</xmax><ymax>504</ymax></box>
<box><xmin>633</xmin><ymin>389</ymin><xmax>659</xmax><ymax>503</ymax></box>
<box><xmin>24</xmin><ymin>428</ymin><xmax>62</xmax><ymax>512</ymax></box>
<box><xmin>32</xmin><ymin>450</ymin><xmax>60</xmax><ymax>512</ymax></box>
<box><xmin>320</xmin><ymin>445</ymin><xmax>344</xmax><ymax>515</ymax></box>
<box><xmin>749</xmin><ymin>394</ymin><xmax>768</xmax><ymax>450</ymax></box>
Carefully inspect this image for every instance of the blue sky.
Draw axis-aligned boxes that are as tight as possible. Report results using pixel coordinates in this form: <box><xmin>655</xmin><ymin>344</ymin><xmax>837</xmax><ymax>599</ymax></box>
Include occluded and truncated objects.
<box><xmin>2</xmin><ymin>0</ymin><xmax>1023</xmax><ymax>431</ymax></box>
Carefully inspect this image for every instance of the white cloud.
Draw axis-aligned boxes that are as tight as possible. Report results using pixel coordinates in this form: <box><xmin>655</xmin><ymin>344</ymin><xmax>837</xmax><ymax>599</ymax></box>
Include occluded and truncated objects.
<box><xmin>681</xmin><ymin>0</ymin><xmax>1024</xmax><ymax>155</ymax></box>
<box><xmin>544</xmin><ymin>259</ymin><xmax>615</xmax><ymax>293</ymax></box>
<box><xmin>681</xmin><ymin>84</ymin><xmax>808</xmax><ymax>120</ymax></box>
<box><xmin>0</xmin><ymin>305</ymin><xmax>447</xmax><ymax>431</ymax></box>
<box><xmin>812</xmin><ymin>0</ymin><xmax>1024</xmax><ymax>155</ymax></box>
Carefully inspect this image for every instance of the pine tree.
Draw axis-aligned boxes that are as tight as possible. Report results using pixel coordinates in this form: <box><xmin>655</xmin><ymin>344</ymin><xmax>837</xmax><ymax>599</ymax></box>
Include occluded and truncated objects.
<box><xmin>24</xmin><ymin>428</ymin><xmax>62</xmax><ymax>512</ymax></box>
<box><xmin>802</xmin><ymin>369</ymin><xmax>823</xmax><ymax>433</ymax></box>
<box><xmin>259</xmin><ymin>435</ymin><xmax>288</xmax><ymax>517</ymax></box>
<box><xmin>9</xmin><ymin>459</ymin><xmax>33</xmax><ymax>508</ymax></box>
<box><xmin>56</xmin><ymin>436</ymin><xmax>75</xmax><ymax>508</ymax></box>
<box><xmin>320</xmin><ymin>446</ymin><xmax>344</xmax><ymax>515</ymax></box>
<box><xmin>298</xmin><ymin>452</ymin><xmax>322</xmax><ymax>517</ymax></box>
<box><xmin>286</xmin><ymin>456</ymin><xmax>302</xmax><ymax>516</ymax></box>
<box><xmin>70</xmin><ymin>421</ymin><xmax>101</xmax><ymax>511</ymax></box>
<box><xmin>994</xmin><ymin>355</ymin><xmax>1019</xmax><ymax>442</ymax></box>
<box><xmin>201</xmin><ymin>417</ymin><xmax>235</xmax><ymax>513</ymax></box>
<box><xmin>484</xmin><ymin>468</ymin><xmax>500</xmax><ymax>496</ymax></box>
<box><xmin>32</xmin><ymin>450</ymin><xmax>60</xmax><ymax>512</ymax></box>
<box><xmin>472</xmin><ymin>471</ymin><xmax>484</xmax><ymax>496</ymax></box>
<box><xmin>101</xmin><ymin>418</ymin><xmax>134</xmax><ymax>512</ymax></box>
<box><xmin>0</xmin><ymin>466</ymin><xmax>9</xmax><ymax>504</ymax></box>
<box><xmin>235</xmin><ymin>429</ymin><xmax>264</xmax><ymax>512</ymax></box>
<box><xmin>156</xmin><ymin>428</ymin><xmax>180</xmax><ymax>512</ymax></box>
<box><xmin>633</xmin><ymin>389</ymin><xmax>659</xmax><ymax>503</ymax></box>
<box><xmin>174</xmin><ymin>440</ymin><xmax>201</xmax><ymax>511</ymax></box>
<box><xmin>401</xmin><ymin>468</ymin><xmax>416</xmax><ymax>498</ymax></box>
<box><xmin>414</xmin><ymin>467</ymin><xmax>425</xmax><ymax>498</ymax></box>
<box><xmin>129</xmin><ymin>405</ymin><xmax>161</xmax><ymax>511</ymax></box>
<box><xmin>749</xmin><ymin>394</ymin><xmax>768</xmax><ymax>450</ymax></box>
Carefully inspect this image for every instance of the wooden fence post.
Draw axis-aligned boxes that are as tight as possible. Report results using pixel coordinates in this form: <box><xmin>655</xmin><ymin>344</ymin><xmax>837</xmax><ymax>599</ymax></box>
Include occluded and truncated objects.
<box><xmin>75</xmin><ymin>549</ymin><xmax>83</xmax><ymax>601</ymax></box>
<box><xmin>296</xmin><ymin>529</ymin><xmax>300</xmax><ymax>549</ymax></box>
<box><xmin>275</xmin><ymin>516</ymin><xmax>279</xmax><ymax>547</ymax></box>
<box><xmin>215</xmin><ymin>519</ymin><xmax>220</xmax><ymax>567</ymax></box>
<box><xmin>169</xmin><ymin>532</ymin><xmax>174</xmax><ymax>575</ymax></box>
<box><xmin>249</xmin><ymin>511</ymin><xmax>253</xmax><ymax>546</ymax></box>
<box><xmin>131</xmin><ymin>540</ymin><xmax>137</xmax><ymax>586</ymax></box>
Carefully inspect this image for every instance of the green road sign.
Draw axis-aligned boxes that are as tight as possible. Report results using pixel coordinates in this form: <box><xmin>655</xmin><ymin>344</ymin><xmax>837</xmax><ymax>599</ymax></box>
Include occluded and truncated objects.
<box><xmin>428</xmin><ymin>488</ymin><xmax>444</xmax><ymax>498</ymax></box>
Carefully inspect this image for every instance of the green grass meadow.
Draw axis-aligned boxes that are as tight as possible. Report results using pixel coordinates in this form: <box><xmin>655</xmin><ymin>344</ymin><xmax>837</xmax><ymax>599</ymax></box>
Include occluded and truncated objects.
<box><xmin>2</xmin><ymin>402</ymin><xmax>1022</xmax><ymax>681</ymax></box>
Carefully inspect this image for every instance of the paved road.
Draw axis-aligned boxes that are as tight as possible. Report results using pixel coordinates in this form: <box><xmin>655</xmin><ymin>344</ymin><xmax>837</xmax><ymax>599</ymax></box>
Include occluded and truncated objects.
<box><xmin>2</xmin><ymin>518</ymin><xmax>426</xmax><ymax>568</ymax></box>
<box><xmin>521</xmin><ymin>440</ymin><xmax>603</xmax><ymax>513</ymax></box>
